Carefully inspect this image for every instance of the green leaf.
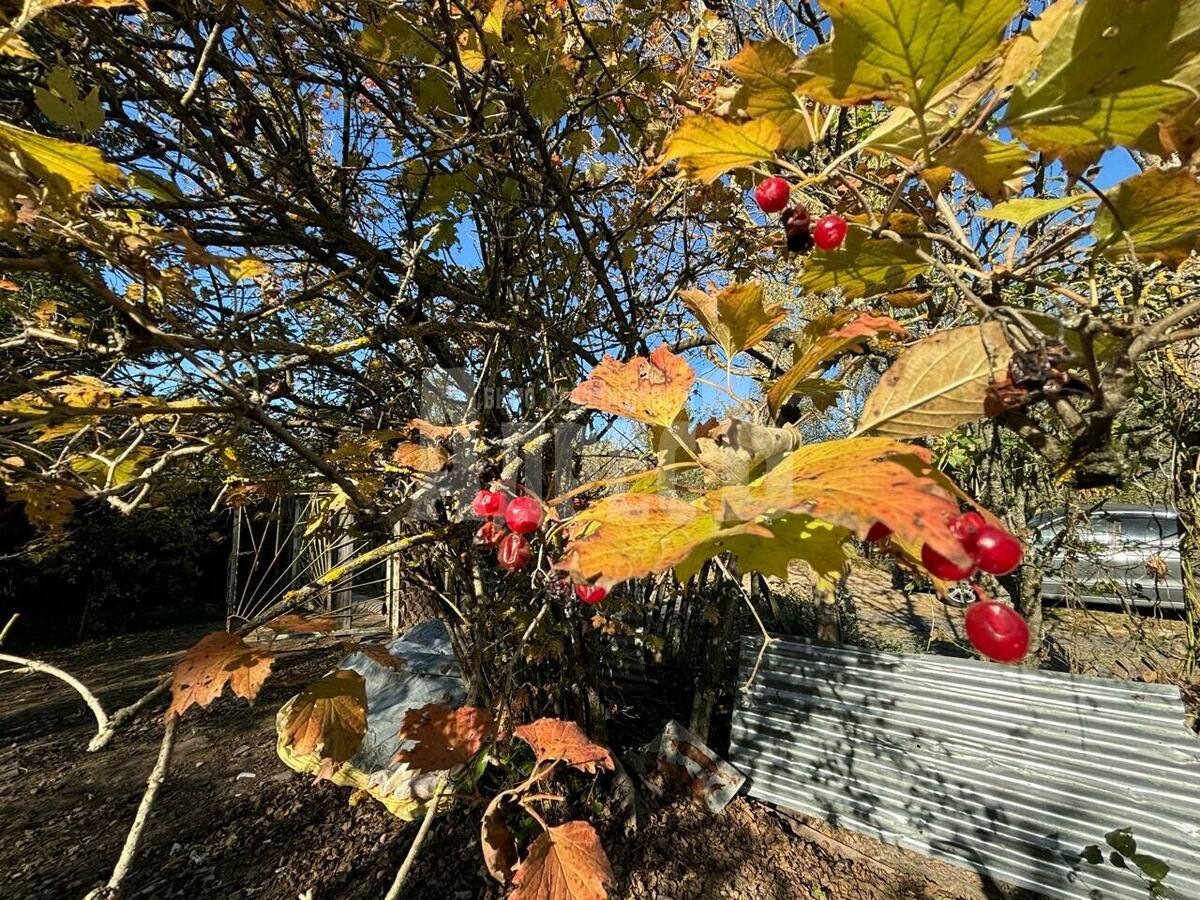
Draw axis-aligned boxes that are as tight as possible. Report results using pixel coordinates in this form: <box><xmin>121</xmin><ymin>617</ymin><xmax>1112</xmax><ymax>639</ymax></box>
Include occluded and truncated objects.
<box><xmin>34</xmin><ymin>66</ymin><xmax>103</xmax><ymax>135</ymax></box>
<box><xmin>724</xmin><ymin>39</ymin><xmax>816</xmax><ymax>150</ymax></box>
<box><xmin>1004</xmin><ymin>0</ymin><xmax>1200</xmax><ymax>172</ymax></box>
<box><xmin>1105</xmin><ymin>827</ymin><xmax>1137</xmax><ymax>858</ymax></box>
<box><xmin>1092</xmin><ymin>169</ymin><xmax>1200</xmax><ymax>265</ymax></box>
<box><xmin>799</xmin><ymin>227</ymin><xmax>930</xmax><ymax>300</ymax></box>
<box><xmin>660</xmin><ymin>115</ymin><xmax>780</xmax><ymax>182</ymax></box>
<box><xmin>0</xmin><ymin>119</ymin><xmax>123</xmax><ymax>195</ymax></box>
<box><xmin>979</xmin><ymin>194</ymin><xmax>1094</xmax><ymax>229</ymax></box>
<box><xmin>1109</xmin><ymin>851</ymin><xmax>1127</xmax><ymax>869</ymax></box>
<box><xmin>1080</xmin><ymin>845</ymin><xmax>1103</xmax><ymax>865</ymax></box>
<box><xmin>1132</xmin><ymin>853</ymin><xmax>1170</xmax><ymax>882</ymax></box>
<box><xmin>794</xmin><ymin>0</ymin><xmax>1023</xmax><ymax>113</ymax></box>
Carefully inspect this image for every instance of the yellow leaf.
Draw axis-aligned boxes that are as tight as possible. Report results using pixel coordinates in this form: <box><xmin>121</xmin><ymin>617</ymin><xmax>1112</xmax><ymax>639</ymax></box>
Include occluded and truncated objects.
<box><xmin>280</xmin><ymin>669</ymin><xmax>367</xmax><ymax>767</ymax></box>
<box><xmin>225</xmin><ymin>257</ymin><xmax>269</xmax><ymax>281</ymax></box>
<box><xmin>978</xmin><ymin>194</ymin><xmax>1094</xmax><ymax>229</ymax></box>
<box><xmin>794</xmin><ymin>0</ymin><xmax>1023</xmax><ymax>112</ymax></box>
<box><xmin>569</xmin><ymin>346</ymin><xmax>694</xmax><ymax>427</ymax></box>
<box><xmin>482</xmin><ymin>0</ymin><xmax>507</xmax><ymax>40</ymax></box>
<box><xmin>34</xmin><ymin>66</ymin><xmax>103</xmax><ymax>135</ymax></box>
<box><xmin>660</xmin><ymin>116</ymin><xmax>780</xmax><ymax>182</ymax></box>
<box><xmin>679</xmin><ymin>280</ymin><xmax>786</xmax><ymax>362</ymax></box>
<box><xmin>724</xmin><ymin>40</ymin><xmax>817</xmax><ymax>150</ymax></box>
<box><xmin>1</xmin><ymin>35</ymin><xmax>39</xmax><ymax>60</ymax></box>
<box><xmin>1092</xmin><ymin>168</ymin><xmax>1200</xmax><ymax>266</ymax></box>
<box><xmin>0</xmin><ymin>120</ymin><xmax>123</xmax><ymax>195</ymax></box>
<box><xmin>928</xmin><ymin>135</ymin><xmax>1030</xmax><ymax>202</ymax></box>
<box><xmin>856</xmin><ymin>322</ymin><xmax>1014</xmax><ymax>439</ymax></box>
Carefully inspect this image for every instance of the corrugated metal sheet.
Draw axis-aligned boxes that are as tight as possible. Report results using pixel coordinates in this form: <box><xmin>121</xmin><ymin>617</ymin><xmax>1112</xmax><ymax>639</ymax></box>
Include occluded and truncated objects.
<box><xmin>728</xmin><ymin>638</ymin><xmax>1200</xmax><ymax>900</ymax></box>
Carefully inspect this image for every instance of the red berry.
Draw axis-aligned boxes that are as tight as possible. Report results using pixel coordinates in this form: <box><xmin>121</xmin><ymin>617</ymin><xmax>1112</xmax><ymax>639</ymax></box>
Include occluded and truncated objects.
<box><xmin>949</xmin><ymin>512</ymin><xmax>986</xmax><ymax>550</ymax></box>
<box><xmin>921</xmin><ymin>543</ymin><xmax>975</xmax><ymax>581</ymax></box>
<box><xmin>472</xmin><ymin>521</ymin><xmax>506</xmax><ymax>551</ymax></box>
<box><xmin>971</xmin><ymin>526</ymin><xmax>1023</xmax><ymax>575</ymax></box>
<box><xmin>812</xmin><ymin>214</ymin><xmax>848</xmax><ymax>250</ymax></box>
<box><xmin>865</xmin><ymin>522</ymin><xmax>892</xmax><ymax>543</ymax></box>
<box><xmin>964</xmin><ymin>599</ymin><xmax>1029</xmax><ymax>663</ymax></box>
<box><xmin>754</xmin><ymin>177</ymin><xmax>790</xmax><ymax>213</ymax></box>
<box><xmin>505</xmin><ymin>496</ymin><xmax>544</xmax><ymax>534</ymax></box>
<box><xmin>471</xmin><ymin>489</ymin><xmax>506</xmax><ymax>518</ymax></box>
<box><xmin>574</xmin><ymin>584</ymin><xmax>607</xmax><ymax>604</ymax></box>
<box><xmin>496</xmin><ymin>532</ymin><xmax>531</xmax><ymax>571</ymax></box>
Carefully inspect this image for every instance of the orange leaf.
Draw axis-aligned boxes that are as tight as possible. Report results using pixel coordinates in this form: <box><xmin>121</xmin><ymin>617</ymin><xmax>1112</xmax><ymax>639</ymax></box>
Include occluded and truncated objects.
<box><xmin>352</xmin><ymin>643</ymin><xmax>408</xmax><ymax>670</ymax></box>
<box><xmin>511</xmin><ymin>820</ymin><xmax>615</xmax><ymax>900</ymax></box>
<box><xmin>568</xmin><ymin>346</ymin><xmax>694</xmax><ymax>427</ymax></box>
<box><xmin>767</xmin><ymin>312</ymin><xmax>908</xmax><ymax>415</ymax></box>
<box><xmin>708</xmin><ymin>436</ymin><xmax>972</xmax><ymax>568</ymax></box>
<box><xmin>166</xmin><ymin>631</ymin><xmax>273</xmax><ymax>719</ymax></box>
<box><xmin>392</xmin><ymin>442</ymin><xmax>449</xmax><ymax>472</ymax></box>
<box><xmin>281</xmin><ymin>669</ymin><xmax>367</xmax><ymax>766</ymax></box>
<box><xmin>405</xmin><ymin>418</ymin><xmax>477</xmax><ymax>441</ymax></box>
<box><xmin>555</xmin><ymin>493</ymin><xmax>768</xmax><ymax>589</ymax></box>
<box><xmin>393</xmin><ymin>703</ymin><xmax>494</xmax><ymax>771</ymax></box>
<box><xmin>266</xmin><ymin>613</ymin><xmax>337</xmax><ymax>633</ymax></box>
<box><xmin>513</xmin><ymin>718</ymin><xmax>614</xmax><ymax>774</ymax></box>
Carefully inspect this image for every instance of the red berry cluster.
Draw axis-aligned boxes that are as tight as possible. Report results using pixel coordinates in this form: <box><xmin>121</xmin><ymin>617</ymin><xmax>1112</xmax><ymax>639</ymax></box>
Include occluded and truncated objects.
<box><xmin>920</xmin><ymin>511</ymin><xmax>1024</xmax><ymax>582</ymax></box>
<box><xmin>470</xmin><ymin>489</ymin><xmax>544</xmax><ymax>573</ymax></box>
<box><xmin>752</xmin><ymin>176</ymin><xmax>848</xmax><ymax>254</ymax></box>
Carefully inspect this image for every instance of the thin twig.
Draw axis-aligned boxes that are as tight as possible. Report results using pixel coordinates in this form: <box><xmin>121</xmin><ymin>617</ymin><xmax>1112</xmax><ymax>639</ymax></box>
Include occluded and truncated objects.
<box><xmin>384</xmin><ymin>777</ymin><xmax>446</xmax><ymax>900</ymax></box>
<box><xmin>85</xmin><ymin>716</ymin><xmax>180</xmax><ymax>899</ymax></box>
<box><xmin>0</xmin><ymin>652</ymin><xmax>110</xmax><ymax>739</ymax></box>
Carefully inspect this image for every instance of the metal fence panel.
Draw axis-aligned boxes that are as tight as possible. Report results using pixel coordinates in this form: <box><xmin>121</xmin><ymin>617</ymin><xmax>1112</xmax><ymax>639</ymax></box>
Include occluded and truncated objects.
<box><xmin>729</xmin><ymin>638</ymin><xmax>1200</xmax><ymax>900</ymax></box>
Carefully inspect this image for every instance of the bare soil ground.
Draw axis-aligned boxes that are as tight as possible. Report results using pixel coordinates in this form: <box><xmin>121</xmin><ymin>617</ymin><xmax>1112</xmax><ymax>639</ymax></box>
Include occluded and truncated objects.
<box><xmin>0</xmin><ymin>620</ymin><xmax>1043</xmax><ymax>900</ymax></box>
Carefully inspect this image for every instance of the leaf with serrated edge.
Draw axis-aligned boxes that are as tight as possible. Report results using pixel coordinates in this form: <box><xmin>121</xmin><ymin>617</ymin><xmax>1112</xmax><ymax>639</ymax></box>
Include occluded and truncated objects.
<box><xmin>767</xmin><ymin>312</ymin><xmax>908</xmax><ymax>415</ymax></box>
<box><xmin>1004</xmin><ymin>0</ymin><xmax>1199</xmax><ymax>172</ymax></box>
<box><xmin>799</xmin><ymin>228</ymin><xmax>929</xmax><ymax>301</ymax></box>
<box><xmin>513</xmin><ymin>718</ymin><xmax>613</xmax><ymax>774</ymax></box>
<box><xmin>392</xmin><ymin>442</ymin><xmax>449</xmax><ymax>472</ymax></box>
<box><xmin>708</xmin><ymin>437</ymin><xmax>973</xmax><ymax>568</ymax></box>
<box><xmin>511</xmin><ymin>821</ymin><xmax>615</xmax><ymax>900</ymax></box>
<box><xmin>394</xmin><ymin>703</ymin><xmax>494</xmax><ymax>771</ymax></box>
<box><xmin>0</xmin><ymin>120</ymin><xmax>123</xmax><ymax>195</ymax></box>
<box><xmin>927</xmin><ymin>135</ymin><xmax>1030</xmax><ymax>202</ymax></box>
<box><xmin>167</xmin><ymin>631</ymin><xmax>273</xmax><ymax>719</ymax></box>
<box><xmin>1092</xmin><ymin>168</ymin><xmax>1200</xmax><ymax>265</ymax></box>
<box><xmin>856</xmin><ymin>323</ymin><xmax>1013</xmax><ymax>439</ymax></box>
<box><xmin>660</xmin><ymin>116</ymin><xmax>780</xmax><ymax>182</ymax></box>
<box><xmin>281</xmin><ymin>669</ymin><xmax>367</xmax><ymax>766</ymax></box>
<box><xmin>724</xmin><ymin>40</ymin><xmax>815</xmax><ymax>150</ymax></box>
<box><xmin>679</xmin><ymin>280</ymin><xmax>785</xmax><ymax>362</ymax></box>
<box><xmin>569</xmin><ymin>346</ymin><xmax>694</xmax><ymax>427</ymax></box>
<box><xmin>794</xmin><ymin>0</ymin><xmax>1023</xmax><ymax>111</ymax></box>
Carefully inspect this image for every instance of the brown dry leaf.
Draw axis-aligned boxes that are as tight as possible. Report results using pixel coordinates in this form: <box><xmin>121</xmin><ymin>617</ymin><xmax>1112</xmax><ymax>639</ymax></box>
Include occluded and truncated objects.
<box><xmin>568</xmin><ymin>346</ymin><xmax>694</xmax><ymax>427</ymax></box>
<box><xmin>166</xmin><ymin>631</ymin><xmax>274</xmax><ymax>719</ymax></box>
<box><xmin>767</xmin><ymin>312</ymin><xmax>909</xmax><ymax>415</ymax></box>
<box><xmin>513</xmin><ymin>718</ymin><xmax>613</xmax><ymax>774</ymax></box>
<box><xmin>393</xmin><ymin>703</ymin><xmax>494</xmax><ymax>771</ymax></box>
<box><xmin>266</xmin><ymin>613</ymin><xmax>337</xmax><ymax>633</ymax></box>
<box><xmin>405</xmin><ymin>418</ymin><xmax>477</xmax><ymax>440</ymax></box>
<box><xmin>392</xmin><ymin>441</ymin><xmax>449</xmax><ymax>472</ymax></box>
<box><xmin>856</xmin><ymin>322</ymin><xmax>1013</xmax><ymax>439</ymax></box>
<box><xmin>281</xmin><ymin>669</ymin><xmax>367</xmax><ymax>766</ymax></box>
<box><xmin>511</xmin><ymin>820</ymin><xmax>615</xmax><ymax>900</ymax></box>
<box><xmin>352</xmin><ymin>643</ymin><xmax>408</xmax><ymax>670</ymax></box>
<box><xmin>481</xmin><ymin>793</ymin><xmax>520</xmax><ymax>884</ymax></box>
<box><xmin>679</xmin><ymin>280</ymin><xmax>786</xmax><ymax>362</ymax></box>
<box><xmin>694</xmin><ymin>417</ymin><xmax>802</xmax><ymax>485</ymax></box>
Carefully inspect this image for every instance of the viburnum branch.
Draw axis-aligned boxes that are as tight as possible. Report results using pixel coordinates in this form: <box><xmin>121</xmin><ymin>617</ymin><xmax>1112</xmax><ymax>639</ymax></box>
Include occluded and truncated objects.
<box><xmin>383</xmin><ymin>776</ymin><xmax>447</xmax><ymax>900</ymax></box>
<box><xmin>0</xmin><ymin>652</ymin><xmax>110</xmax><ymax>740</ymax></box>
